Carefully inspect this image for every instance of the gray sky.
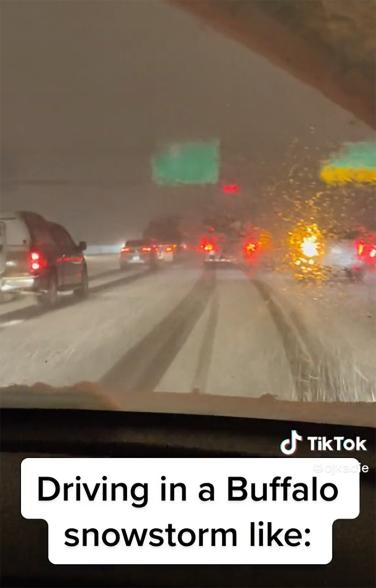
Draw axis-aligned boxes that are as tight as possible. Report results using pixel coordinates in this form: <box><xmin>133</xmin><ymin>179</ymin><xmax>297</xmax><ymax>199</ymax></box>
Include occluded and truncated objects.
<box><xmin>1</xmin><ymin>0</ymin><xmax>374</xmax><ymax>242</ymax></box>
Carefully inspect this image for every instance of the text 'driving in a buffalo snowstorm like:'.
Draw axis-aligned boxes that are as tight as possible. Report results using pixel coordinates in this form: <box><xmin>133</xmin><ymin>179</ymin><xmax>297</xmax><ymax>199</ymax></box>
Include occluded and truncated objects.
<box><xmin>21</xmin><ymin>458</ymin><xmax>360</xmax><ymax>565</ymax></box>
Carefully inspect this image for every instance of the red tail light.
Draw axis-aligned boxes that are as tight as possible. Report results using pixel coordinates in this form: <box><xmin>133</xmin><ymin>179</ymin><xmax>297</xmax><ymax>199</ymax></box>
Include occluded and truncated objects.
<box><xmin>243</xmin><ymin>241</ymin><xmax>257</xmax><ymax>255</ymax></box>
<box><xmin>29</xmin><ymin>250</ymin><xmax>47</xmax><ymax>273</ymax></box>
<box><xmin>141</xmin><ymin>246</ymin><xmax>152</xmax><ymax>253</ymax></box>
<box><xmin>165</xmin><ymin>246</ymin><xmax>173</xmax><ymax>252</ymax></box>
<box><xmin>121</xmin><ymin>246</ymin><xmax>131</xmax><ymax>253</ymax></box>
<box><xmin>200</xmin><ymin>237</ymin><xmax>216</xmax><ymax>253</ymax></box>
<box><xmin>356</xmin><ymin>239</ymin><xmax>376</xmax><ymax>264</ymax></box>
<box><xmin>366</xmin><ymin>246</ymin><xmax>376</xmax><ymax>264</ymax></box>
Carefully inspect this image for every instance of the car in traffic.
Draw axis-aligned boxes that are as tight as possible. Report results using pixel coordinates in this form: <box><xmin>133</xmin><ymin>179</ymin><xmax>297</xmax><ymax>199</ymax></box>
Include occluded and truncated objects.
<box><xmin>200</xmin><ymin>235</ymin><xmax>240</xmax><ymax>266</ymax></box>
<box><xmin>119</xmin><ymin>239</ymin><xmax>158</xmax><ymax>269</ymax></box>
<box><xmin>157</xmin><ymin>242</ymin><xmax>176</xmax><ymax>263</ymax></box>
<box><xmin>355</xmin><ymin>231</ymin><xmax>376</xmax><ymax>272</ymax></box>
<box><xmin>156</xmin><ymin>241</ymin><xmax>190</xmax><ymax>263</ymax></box>
<box><xmin>287</xmin><ymin>224</ymin><xmax>372</xmax><ymax>282</ymax></box>
<box><xmin>0</xmin><ymin>211</ymin><xmax>88</xmax><ymax>307</ymax></box>
<box><xmin>321</xmin><ymin>229</ymin><xmax>376</xmax><ymax>281</ymax></box>
<box><xmin>322</xmin><ymin>231</ymin><xmax>366</xmax><ymax>281</ymax></box>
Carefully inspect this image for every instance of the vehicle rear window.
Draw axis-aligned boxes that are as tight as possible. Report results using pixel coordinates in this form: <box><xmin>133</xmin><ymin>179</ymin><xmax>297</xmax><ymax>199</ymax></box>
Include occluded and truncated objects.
<box><xmin>125</xmin><ymin>240</ymin><xmax>148</xmax><ymax>247</ymax></box>
<box><xmin>27</xmin><ymin>220</ymin><xmax>56</xmax><ymax>248</ymax></box>
<box><xmin>0</xmin><ymin>218</ymin><xmax>30</xmax><ymax>246</ymax></box>
<box><xmin>50</xmin><ymin>225</ymin><xmax>76</xmax><ymax>250</ymax></box>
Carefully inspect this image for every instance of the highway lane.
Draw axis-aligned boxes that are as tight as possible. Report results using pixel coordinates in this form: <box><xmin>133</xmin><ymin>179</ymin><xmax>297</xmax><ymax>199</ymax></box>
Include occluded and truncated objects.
<box><xmin>153</xmin><ymin>267</ymin><xmax>376</xmax><ymax>403</ymax></box>
<box><xmin>0</xmin><ymin>256</ymin><xmax>375</xmax><ymax>406</ymax></box>
<box><xmin>0</xmin><ymin>254</ymin><xmax>127</xmax><ymax>320</ymax></box>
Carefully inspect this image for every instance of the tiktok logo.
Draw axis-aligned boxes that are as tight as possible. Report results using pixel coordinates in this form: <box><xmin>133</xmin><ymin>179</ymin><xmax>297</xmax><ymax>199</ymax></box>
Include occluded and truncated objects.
<box><xmin>280</xmin><ymin>430</ymin><xmax>303</xmax><ymax>455</ymax></box>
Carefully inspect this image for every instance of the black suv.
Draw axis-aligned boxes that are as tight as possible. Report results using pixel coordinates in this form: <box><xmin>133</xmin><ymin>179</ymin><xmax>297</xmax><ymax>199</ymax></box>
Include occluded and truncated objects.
<box><xmin>0</xmin><ymin>211</ymin><xmax>88</xmax><ymax>307</ymax></box>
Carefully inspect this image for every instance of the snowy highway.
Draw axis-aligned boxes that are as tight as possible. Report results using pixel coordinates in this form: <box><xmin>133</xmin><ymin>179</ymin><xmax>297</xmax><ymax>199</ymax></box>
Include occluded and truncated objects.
<box><xmin>0</xmin><ymin>255</ymin><xmax>375</xmax><ymax>408</ymax></box>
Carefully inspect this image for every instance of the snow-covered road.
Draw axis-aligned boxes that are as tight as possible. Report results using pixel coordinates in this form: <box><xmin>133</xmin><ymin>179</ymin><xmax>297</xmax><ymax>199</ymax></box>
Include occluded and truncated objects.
<box><xmin>0</xmin><ymin>256</ymin><xmax>375</xmax><ymax>408</ymax></box>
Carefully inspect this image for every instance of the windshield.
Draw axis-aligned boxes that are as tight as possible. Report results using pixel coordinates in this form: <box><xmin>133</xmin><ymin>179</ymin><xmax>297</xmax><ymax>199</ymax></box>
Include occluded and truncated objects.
<box><xmin>0</xmin><ymin>0</ymin><xmax>375</xmax><ymax>425</ymax></box>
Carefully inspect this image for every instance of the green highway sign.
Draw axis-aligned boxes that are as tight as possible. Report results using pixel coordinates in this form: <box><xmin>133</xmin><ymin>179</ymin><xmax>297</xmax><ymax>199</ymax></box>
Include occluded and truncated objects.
<box><xmin>321</xmin><ymin>141</ymin><xmax>376</xmax><ymax>184</ymax></box>
<box><xmin>152</xmin><ymin>141</ymin><xmax>219</xmax><ymax>185</ymax></box>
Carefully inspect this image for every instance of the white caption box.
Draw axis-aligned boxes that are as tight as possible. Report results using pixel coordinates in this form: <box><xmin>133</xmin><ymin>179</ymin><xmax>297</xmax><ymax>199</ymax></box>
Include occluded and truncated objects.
<box><xmin>21</xmin><ymin>458</ymin><xmax>360</xmax><ymax>565</ymax></box>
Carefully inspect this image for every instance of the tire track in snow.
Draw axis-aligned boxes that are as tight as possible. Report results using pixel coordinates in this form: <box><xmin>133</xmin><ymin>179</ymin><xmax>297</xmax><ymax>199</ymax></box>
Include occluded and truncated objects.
<box><xmin>251</xmin><ymin>278</ymin><xmax>318</xmax><ymax>402</ymax></box>
<box><xmin>191</xmin><ymin>289</ymin><xmax>219</xmax><ymax>394</ymax></box>
<box><xmin>101</xmin><ymin>269</ymin><xmax>216</xmax><ymax>396</ymax></box>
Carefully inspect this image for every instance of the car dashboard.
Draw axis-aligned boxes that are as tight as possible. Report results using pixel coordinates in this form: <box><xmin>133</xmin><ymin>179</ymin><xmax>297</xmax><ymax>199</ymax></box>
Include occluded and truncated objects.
<box><xmin>0</xmin><ymin>408</ymin><xmax>375</xmax><ymax>587</ymax></box>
